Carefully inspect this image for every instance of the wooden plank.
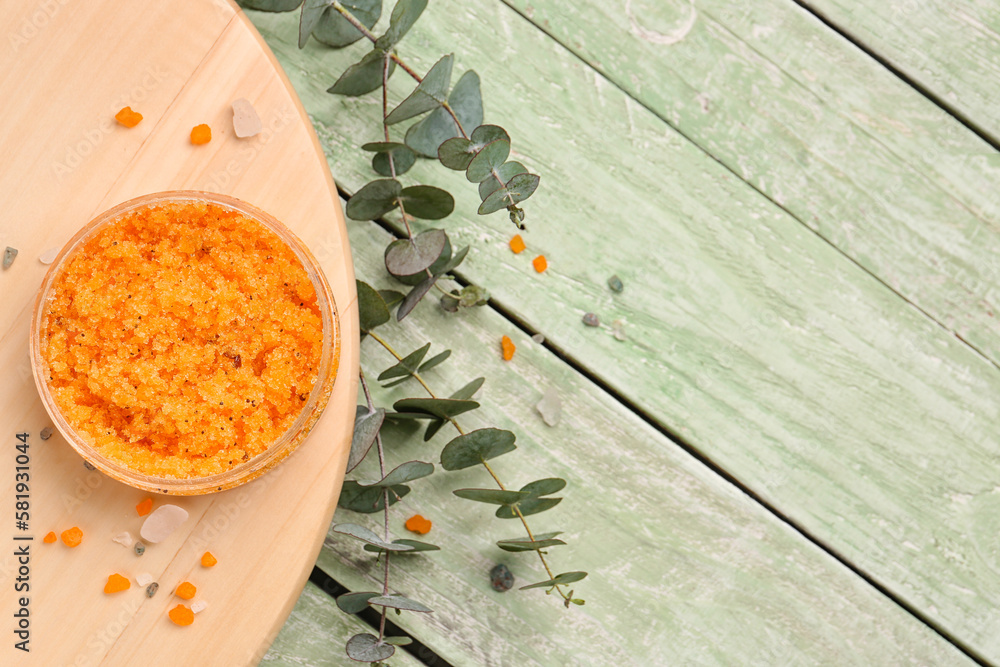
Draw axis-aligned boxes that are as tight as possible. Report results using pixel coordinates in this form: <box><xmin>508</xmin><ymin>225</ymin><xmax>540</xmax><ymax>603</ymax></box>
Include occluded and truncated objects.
<box><xmin>302</xmin><ymin>217</ymin><xmax>973</xmax><ymax>666</ymax></box>
<box><xmin>0</xmin><ymin>2</ymin><xmax>358</xmax><ymax>664</ymax></box>
<box><xmin>247</xmin><ymin>2</ymin><xmax>1000</xmax><ymax>661</ymax></box>
<box><xmin>264</xmin><ymin>581</ymin><xmax>425</xmax><ymax>666</ymax></box>
<box><xmin>799</xmin><ymin>0</ymin><xmax>1000</xmax><ymax>142</ymax></box>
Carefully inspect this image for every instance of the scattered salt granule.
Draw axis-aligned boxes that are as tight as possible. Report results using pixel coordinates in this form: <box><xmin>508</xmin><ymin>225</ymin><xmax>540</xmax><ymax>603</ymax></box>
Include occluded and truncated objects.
<box><xmin>3</xmin><ymin>247</ymin><xmax>16</xmax><ymax>269</ymax></box>
<box><xmin>191</xmin><ymin>600</ymin><xmax>209</xmax><ymax>614</ymax></box>
<box><xmin>536</xmin><ymin>387</ymin><xmax>562</xmax><ymax>427</ymax></box>
<box><xmin>531</xmin><ymin>333</ymin><xmax>545</xmax><ymax>344</ymax></box>
<box><xmin>135</xmin><ymin>573</ymin><xmax>154</xmax><ymax>587</ymax></box>
<box><xmin>140</xmin><ymin>504</ymin><xmax>189</xmax><ymax>543</ymax></box>
<box><xmin>582</xmin><ymin>312</ymin><xmax>600</xmax><ymax>327</ymax></box>
<box><xmin>39</xmin><ymin>247</ymin><xmax>59</xmax><ymax>264</ymax></box>
<box><xmin>231</xmin><ymin>98</ymin><xmax>262</xmax><ymax>138</ymax></box>
<box><xmin>40</xmin><ymin>427</ymin><xmax>53</xmax><ymax>440</ymax></box>
<box><xmin>112</xmin><ymin>531</ymin><xmax>133</xmax><ymax>548</ymax></box>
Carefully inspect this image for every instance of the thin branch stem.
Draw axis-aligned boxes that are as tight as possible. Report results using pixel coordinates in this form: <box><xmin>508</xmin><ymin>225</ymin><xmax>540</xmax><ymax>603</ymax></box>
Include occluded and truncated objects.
<box><xmin>367</xmin><ymin>330</ymin><xmax>569</xmax><ymax>599</ymax></box>
<box><xmin>380</xmin><ymin>53</ymin><xmax>415</xmax><ymax>243</ymax></box>
<box><xmin>361</xmin><ymin>369</ymin><xmax>394</xmax><ymax>637</ymax></box>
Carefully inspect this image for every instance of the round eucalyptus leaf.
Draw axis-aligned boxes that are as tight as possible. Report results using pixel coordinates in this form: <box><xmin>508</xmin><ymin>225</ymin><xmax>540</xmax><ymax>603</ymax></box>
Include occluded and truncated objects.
<box><xmin>357</xmin><ymin>280</ymin><xmax>390</xmax><ymax>332</ymax></box>
<box><xmin>328</xmin><ymin>49</ymin><xmax>394</xmax><ymax>97</ymax></box>
<box><xmin>338</xmin><ymin>481</ymin><xmax>410</xmax><ymax>513</ymax></box>
<box><xmin>346</xmin><ymin>633</ymin><xmax>395</xmax><ymax>662</ymax></box>
<box><xmin>438</xmin><ymin>137</ymin><xmax>476</xmax><ymax>170</ymax></box>
<box><xmin>399</xmin><ymin>185</ymin><xmax>455</xmax><ymax>220</ymax></box>
<box><xmin>312</xmin><ymin>0</ymin><xmax>381</xmax><ymax>47</ymax></box>
<box><xmin>453</xmin><ymin>488</ymin><xmax>527</xmax><ymax>505</ymax></box>
<box><xmin>346</xmin><ymin>178</ymin><xmax>401</xmax><ymax>220</ymax></box>
<box><xmin>478</xmin><ymin>161</ymin><xmax>527</xmax><ymax>201</ymax></box>
<box><xmin>405</xmin><ymin>70</ymin><xmax>483</xmax><ymax>157</ymax></box>
<box><xmin>367</xmin><ymin>594</ymin><xmax>433</xmax><ymax>613</ymax></box>
<box><xmin>384</xmin><ymin>229</ymin><xmax>447</xmax><ymax>276</ymax></box>
<box><xmin>440</xmin><ymin>294</ymin><xmax>460</xmax><ymax>312</ymax></box>
<box><xmin>375</xmin><ymin>0</ymin><xmax>427</xmax><ymax>49</ymax></box>
<box><xmin>393</xmin><ymin>234</ymin><xmax>451</xmax><ymax>286</ymax></box>
<box><xmin>466</xmin><ymin>139</ymin><xmax>511</xmax><ymax>183</ymax></box>
<box><xmin>237</xmin><ymin>0</ymin><xmax>302</xmax><ymax>11</ymax></box>
<box><xmin>520</xmin><ymin>477</ymin><xmax>567</xmax><ymax>497</ymax></box>
<box><xmin>478</xmin><ymin>172</ymin><xmax>539</xmax><ymax>215</ymax></box>
<box><xmin>385</xmin><ymin>54</ymin><xmax>453</xmax><ymax>125</ymax></box>
<box><xmin>458</xmin><ymin>284</ymin><xmax>489</xmax><ymax>307</ymax></box>
<box><xmin>440</xmin><ymin>428</ymin><xmax>516</xmax><ymax>471</ymax></box>
<box><xmin>495</xmin><ymin>496</ymin><xmax>562</xmax><ymax>519</ymax></box>
<box><xmin>336</xmin><ymin>592</ymin><xmax>379</xmax><ymax>614</ymax></box>
<box><xmin>373</xmin><ymin>145</ymin><xmax>417</xmax><ymax>177</ymax></box>
<box><xmin>470</xmin><ymin>124</ymin><xmax>510</xmax><ymax>146</ymax></box>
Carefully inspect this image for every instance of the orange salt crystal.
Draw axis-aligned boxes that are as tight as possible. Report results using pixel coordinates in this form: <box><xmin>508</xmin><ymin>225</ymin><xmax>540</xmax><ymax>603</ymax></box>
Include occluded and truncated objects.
<box><xmin>175</xmin><ymin>581</ymin><xmax>197</xmax><ymax>600</ymax></box>
<box><xmin>43</xmin><ymin>532</ymin><xmax>57</xmax><ymax>544</ymax></box>
<box><xmin>136</xmin><ymin>497</ymin><xmax>153</xmax><ymax>517</ymax></box>
<box><xmin>532</xmin><ymin>255</ymin><xmax>548</xmax><ymax>273</ymax></box>
<box><xmin>405</xmin><ymin>514</ymin><xmax>432</xmax><ymax>535</ymax></box>
<box><xmin>190</xmin><ymin>124</ymin><xmax>212</xmax><ymax>145</ymax></box>
<box><xmin>509</xmin><ymin>234</ymin><xmax>526</xmax><ymax>254</ymax></box>
<box><xmin>169</xmin><ymin>604</ymin><xmax>194</xmax><ymax>626</ymax></box>
<box><xmin>115</xmin><ymin>106</ymin><xmax>143</xmax><ymax>128</ymax></box>
<box><xmin>104</xmin><ymin>573</ymin><xmax>131</xmax><ymax>594</ymax></box>
<box><xmin>201</xmin><ymin>551</ymin><xmax>217</xmax><ymax>567</ymax></box>
<box><xmin>500</xmin><ymin>335</ymin><xmax>516</xmax><ymax>361</ymax></box>
<box><xmin>61</xmin><ymin>526</ymin><xmax>83</xmax><ymax>547</ymax></box>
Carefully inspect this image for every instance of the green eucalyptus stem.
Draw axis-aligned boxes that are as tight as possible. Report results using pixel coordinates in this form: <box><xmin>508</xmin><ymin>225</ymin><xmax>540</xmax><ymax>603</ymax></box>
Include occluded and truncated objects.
<box><xmin>366</xmin><ymin>329</ymin><xmax>570</xmax><ymax>601</ymax></box>
<box><xmin>361</xmin><ymin>369</ymin><xmax>392</xmax><ymax>640</ymax></box>
<box><xmin>380</xmin><ymin>53</ymin><xmax>417</xmax><ymax>244</ymax></box>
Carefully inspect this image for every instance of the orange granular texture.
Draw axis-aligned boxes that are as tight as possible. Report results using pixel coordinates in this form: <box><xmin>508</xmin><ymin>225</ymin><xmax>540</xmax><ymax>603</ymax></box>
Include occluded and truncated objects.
<box><xmin>532</xmin><ymin>255</ymin><xmax>547</xmax><ymax>273</ymax></box>
<box><xmin>43</xmin><ymin>531</ymin><xmax>57</xmax><ymax>544</ymax></box>
<box><xmin>169</xmin><ymin>604</ymin><xmax>194</xmax><ymax>626</ymax></box>
<box><xmin>508</xmin><ymin>234</ymin><xmax>526</xmax><ymax>254</ymax></box>
<box><xmin>201</xmin><ymin>551</ymin><xmax>217</xmax><ymax>567</ymax></box>
<box><xmin>136</xmin><ymin>497</ymin><xmax>153</xmax><ymax>516</ymax></box>
<box><xmin>190</xmin><ymin>124</ymin><xmax>212</xmax><ymax>145</ymax></box>
<box><xmin>115</xmin><ymin>106</ymin><xmax>143</xmax><ymax>128</ymax></box>
<box><xmin>500</xmin><ymin>335</ymin><xmax>516</xmax><ymax>361</ymax></box>
<box><xmin>405</xmin><ymin>514</ymin><xmax>432</xmax><ymax>535</ymax></box>
<box><xmin>175</xmin><ymin>581</ymin><xmax>197</xmax><ymax>600</ymax></box>
<box><xmin>104</xmin><ymin>573</ymin><xmax>131</xmax><ymax>594</ymax></box>
<box><xmin>61</xmin><ymin>526</ymin><xmax>83</xmax><ymax>547</ymax></box>
<box><xmin>40</xmin><ymin>201</ymin><xmax>323</xmax><ymax>479</ymax></box>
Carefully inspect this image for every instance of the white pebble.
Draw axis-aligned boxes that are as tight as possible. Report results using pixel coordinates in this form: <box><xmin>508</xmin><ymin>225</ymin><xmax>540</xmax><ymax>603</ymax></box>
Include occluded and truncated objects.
<box><xmin>612</xmin><ymin>319</ymin><xmax>627</xmax><ymax>341</ymax></box>
<box><xmin>112</xmin><ymin>531</ymin><xmax>133</xmax><ymax>548</ymax></box>
<box><xmin>531</xmin><ymin>333</ymin><xmax>545</xmax><ymax>344</ymax></box>
<box><xmin>191</xmin><ymin>600</ymin><xmax>209</xmax><ymax>614</ymax></box>
<box><xmin>140</xmin><ymin>504</ymin><xmax>189</xmax><ymax>543</ymax></box>
<box><xmin>135</xmin><ymin>573</ymin><xmax>154</xmax><ymax>587</ymax></box>
<box><xmin>38</xmin><ymin>247</ymin><xmax>60</xmax><ymax>264</ymax></box>
<box><xmin>535</xmin><ymin>386</ymin><xmax>562</xmax><ymax>427</ymax></box>
<box><xmin>231</xmin><ymin>98</ymin><xmax>262</xmax><ymax>138</ymax></box>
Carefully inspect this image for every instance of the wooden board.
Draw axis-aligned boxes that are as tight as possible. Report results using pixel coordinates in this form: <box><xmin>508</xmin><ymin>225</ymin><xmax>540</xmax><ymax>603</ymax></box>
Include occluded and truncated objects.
<box><xmin>248</xmin><ymin>2</ymin><xmax>998</xmax><ymax>662</ymax></box>
<box><xmin>0</xmin><ymin>1</ymin><xmax>358</xmax><ymax>664</ymax></box>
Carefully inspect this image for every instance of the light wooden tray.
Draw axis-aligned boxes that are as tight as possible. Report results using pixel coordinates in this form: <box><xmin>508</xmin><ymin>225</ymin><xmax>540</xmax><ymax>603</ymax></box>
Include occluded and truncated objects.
<box><xmin>0</xmin><ymin>0</ymin><xmax>358</xmax><ymax>664</ymax></box>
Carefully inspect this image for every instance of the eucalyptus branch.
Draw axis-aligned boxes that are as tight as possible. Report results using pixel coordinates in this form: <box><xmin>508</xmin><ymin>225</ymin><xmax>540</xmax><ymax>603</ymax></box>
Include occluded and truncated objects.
<box><xmin>360</xmin><ymin>370</ymin><xmax>392</xmax><ymax>643</ymax></box>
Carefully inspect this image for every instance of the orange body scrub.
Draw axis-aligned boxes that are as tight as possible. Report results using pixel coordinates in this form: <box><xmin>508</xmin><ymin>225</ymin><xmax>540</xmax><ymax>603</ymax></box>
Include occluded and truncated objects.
<box><xmin>39</xmin><ymin>200</ymin><xmax>323</xmax><ymax>479</ymax></box>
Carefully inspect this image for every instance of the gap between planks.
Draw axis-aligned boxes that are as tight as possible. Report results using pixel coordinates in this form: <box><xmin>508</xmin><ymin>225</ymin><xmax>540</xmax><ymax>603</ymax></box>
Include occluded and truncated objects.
<box><xmin>332</xmin><ymin>188</ymin><xmax>993</xmax><ymax>667</ymax></box>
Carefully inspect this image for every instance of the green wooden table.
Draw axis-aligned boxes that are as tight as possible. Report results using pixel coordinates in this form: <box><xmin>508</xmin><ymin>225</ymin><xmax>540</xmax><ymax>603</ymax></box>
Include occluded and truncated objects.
<box><xmin>249</xmin><ymin>1</ymin><xmax>1000</xmax><ymax>664</ymax></box>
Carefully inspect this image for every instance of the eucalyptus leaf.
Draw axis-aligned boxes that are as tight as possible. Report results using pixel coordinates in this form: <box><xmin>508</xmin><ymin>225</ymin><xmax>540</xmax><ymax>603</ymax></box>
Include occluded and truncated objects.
<box><xmin>367</xmin><ymin>595</ymin><xmax>433</xmax><ymax>613</ymax></box>
<box><xmin>364</xmin><ymin>538</ymin><xmax>440</xmax><ymax>554</ymax></box>
<box><xmin>372</xmin><ymin>145</ymin><xmax>416</xmax><ymax>176</ymax></box>
<box><xmin>392</xmin><ymin>233</ymin><xmax>452</xmax><ymax>286</ymax></box>
<box><xmin>471</xmin><ymin>124</ymin><xmax>510</xmax><ymax>144</ymax></box>
<box><xmin>458</xmin><ymin>284</ymin><xmax>489</xmax><ymax>307</ymax></box>
<box><xmin>311</xmin><ymin>0</ymin><xmax>381</xmax><ymax>47</ymax></box>
<box><xmin>361</xmin><ymin>460</ymin><xmax>434</xmax><ymax>487</ymax></box>
<box><xmin>348</xmin><ymin>406</ymin><xmax>385</xmax><ymax>472</ymax></box>
<box><xmin>333</xmin><ymin>524</ymin><xmax>415</xmax><ymax>551</ymax></box>
<box><xmin>298</xmin><ymin>0</ymin><xmax>330</xmax><ymax>48</ymax></box>
<box><xmin>520</xmin><ymin>477</ymin><xmax>567</xmax><ymax>497</ymax></box>
<box><xmin>384</xmin><ymin>229</ymin><xmax>447</xmax><ymax>276</ymax></box>
<box><xmin>375</xmin><ymin>0</ymin><xmax>427</xmax><ymax>49</ymax></box>
<box><xmin>466</xmin><ymin>139</ymin><xmax>511</xmax><ymax>183</ymax></box>
<box><xmin>337</xmin><ymin>591</ymin><xmax>379</xmax><ymax>614</ymax></box>
<box><xmin>346</xmin><ymin>633</ymin><xmax>395</xmax><ymax>662</ymax></box>
<box><xmin>479</xmin><ymin>172</ymin><xmax>540</xmax><ymax>215</ymax></box>
<box><xmin>346</xmin><ymin>178</ymin><xmax>401</xmax><ymax>220</ymax></box>
<box><xmin>384</xmin><ymin>636</ymin><xmax>414</xmax><ymax>646</ymax></box>
<box><xmin>495</xmin><ymin>495</ymin><xmax>562</xmax><ymax>519</ymax></box>
<box><xmin>385</xmin><ymin>54</ymin><xmax>453</xmax><ymax>125</ymax></box>
<box><xmin>519</xmin><ymin>571</ymin><xmax>588</xmax><ymax>590</ymax></box>
<box><xmin>418</xmin><ymin>349</ymin><xmax>451</xmax><ymax>373</ymax></box>
<box><xmin>399</xmin><ymin>185</ymin><xmax>455</xmax><ymax>220</ymax></box>
<box><xmin>422</xmin><ymin>418</ymin><xmax>447</xmax><ymax>441</ymax></box>
<box><xmin>237</xmin><ymin>0</ymin><xmax>303</xmax><ymax>11</ymax></box>
<box><xmin>394</xmin><ymin>397</ymin><xmax>480</xmax><ymax>420</ymax></box>
<box><xmin>406</xmin><ymin>70</ymin><xmax>483</xmax><ymax>157</ymax></box>
<box><xmin>440</xmin><ymin>294</ymin><xmax>460</xmax><ymax>313</ymax></box>
<box><xmin>497</xmin><ymin>532</ymin><xmax>566</xmax><ymax>552</ymax></box>
<box><xmin>338</xmin><ymin>480</ymin><xmax>410</xmax><ymax>513</ymax></box>
<box><xmin>357</xmin><ymin>280</ymin><xmax>390</xmax><ymax>332</ymax></box>
<box><xmin>479</xmin><ymin>161</ymin><xmax>527</xmax><ymax>201</ymax></box>
<box><xmin>437</xmin><ymin>243</ymin><xmax>469</xmax><ymax>275</ymax></box>
<box><xmin>440</xmin><ymin>428</ymin><xmax>516</xmax><ymax>471</ymax></box>
<box><xmin>378</xmin><ymin>342</ymin><xmax>430</xmax><ymax>381</ymax></box>
<box><xmin>451</xmin><ymin>377</ymin><xmax>485</xmax><ymax>399</ymax></box>
<box><xmin>396</xmin><ymin>274</ymin><xmax>437</xmax><ymax>321</ymax></box>
<box><xmin>379</xmin><ymin>289</ymin><xmax>405</xmax><ymax>309</ymax></box>
<box><xmin>438</xmin><ymin>137</ymin><xmax>476</xmax><ymax>170</ymax></box>
<box><xmin>453</xmin><ymin>488</ymin><xmax>527</xmax><ymax>505</ymax></box>
<box><xmin>328</xmin><ymin>48</ymin><xmax>394</xmax><ymax>96</ymax></box>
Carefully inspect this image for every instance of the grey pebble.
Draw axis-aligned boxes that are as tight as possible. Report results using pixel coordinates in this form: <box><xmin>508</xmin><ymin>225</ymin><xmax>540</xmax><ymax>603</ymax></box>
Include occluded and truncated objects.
<box><xmin>83</xmin><ymin>460</ymin><xmax>96</xmax><ymax>471</ymax></box>
<box><xmin>40</xmin><ymin>427</ymin><xmax>53</xmax><ymax>441</ymax></box>
<box><xmin>607</xmin><ymin>274</ymin><xmax>624</xmax><ymax>293</ymax></box>
<box><xmin>2</xmin><ymin>247</ymin><xmax>16</xmax><ymax>270</ymax></box>
<box><xmin>145</xmin><ymin>582</ymin><xmax>159</xmax><ymax>598</ymax></box>
<box><xmin>582</xmin><ymin>312</ymin><xmax>600</xmax><ymax>327</ymax></box>
<box><xmin>490</xmin><ymin>563</ymin><xmax>514</xmax><ymax>592</ymax></box>
<box><xmin>134</xmin><ymin>542</ymin><xmax>145</xmax><ymax>556</ymax></box>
